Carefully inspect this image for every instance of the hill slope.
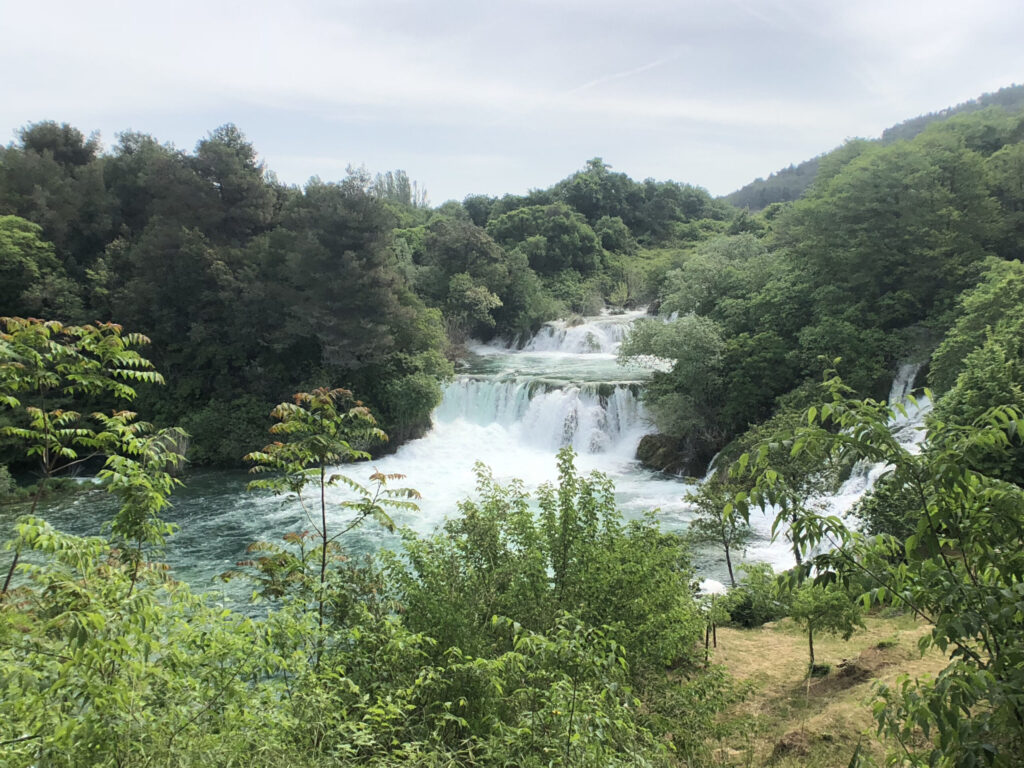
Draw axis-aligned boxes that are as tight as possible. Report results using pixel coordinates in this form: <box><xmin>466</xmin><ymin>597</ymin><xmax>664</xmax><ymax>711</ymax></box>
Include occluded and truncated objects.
<box><xmin>723</xmin><ymin>84</ymin><xmax>1024</xmax><ymax>211</ymax></box>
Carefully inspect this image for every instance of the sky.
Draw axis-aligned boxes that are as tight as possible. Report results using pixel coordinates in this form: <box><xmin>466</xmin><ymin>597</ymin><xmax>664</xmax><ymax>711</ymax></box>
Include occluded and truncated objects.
<box><xmin>3</xmin><ymin>0</ymin><xmax>1023</xmax><ymax>203</ymax></box>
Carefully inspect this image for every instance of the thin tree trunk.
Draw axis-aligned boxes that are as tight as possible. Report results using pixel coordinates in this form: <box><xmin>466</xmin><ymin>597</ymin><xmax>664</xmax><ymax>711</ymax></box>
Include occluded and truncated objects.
<box><xmin>791</xmin><ymin>512</ymin><xmax>803</xmax><ymax>566</ymax></box>
<box><xmin>808</xmin><ymin>627</ymin><xmax>815</xmax><ymax>668</ymax></box>
<box><xmin>319</xmin><ymin>465</ymin><xmax>327</xmax><ymax>629</ymax></box>
<box><xmin>724</xmin><ymin>542</ymin><xmax>735</xmax><ymax>587</ymax></box>
<box><xmin>0</xmin><ymin>546</ymin><xmax>20</xmax><ymax>599</ymax></box>
<box><xmin>1</xmin><ymin>487</ymin><xmax>44</xmax><ymax>600</ymax></box>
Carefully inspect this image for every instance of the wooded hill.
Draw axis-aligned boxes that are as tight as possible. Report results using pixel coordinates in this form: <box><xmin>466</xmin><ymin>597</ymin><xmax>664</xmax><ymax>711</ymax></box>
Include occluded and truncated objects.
<box><xmin>723</xmin><ymin>83</ymin><xmax>1024</xmax><ymax>211</ymax></box>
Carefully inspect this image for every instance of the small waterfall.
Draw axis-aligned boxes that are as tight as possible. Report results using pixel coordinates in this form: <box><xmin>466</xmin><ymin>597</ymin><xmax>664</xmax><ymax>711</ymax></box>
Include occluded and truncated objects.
<box><xmin>522</xmin><ymin>321</ymin><xmax>628</xmax><ymax>354</ymax></box>
<box><xmin>824</xmin><ymin>361</ymin><xmax>932</xmax><ymax>516</ymax></box>
<box><xmin>491</xmin><ymin>309</ymin><xmax>647</xmax><ymax>354</ymax></box>
<box><xmin>888</xmin><ymin>362</ymin><xmax>920</xmax><ymax>404</ymax></box>
<box><xmin>434</xmin><ymin>377</ymin><xmax>649</xmax><ymax>455</ymax></box>
<box><xmin>737</xmin><ymin>362</ymin><xmax>937</xmax><ymax>572</ymax></box>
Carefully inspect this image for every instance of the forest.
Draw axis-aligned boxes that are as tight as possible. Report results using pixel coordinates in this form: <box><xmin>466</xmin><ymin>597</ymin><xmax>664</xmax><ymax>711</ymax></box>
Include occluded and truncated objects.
<box><xmin>3</xmin><ymin>91</ymin><xmax>1024</xmax><ymax>766</ymax></box>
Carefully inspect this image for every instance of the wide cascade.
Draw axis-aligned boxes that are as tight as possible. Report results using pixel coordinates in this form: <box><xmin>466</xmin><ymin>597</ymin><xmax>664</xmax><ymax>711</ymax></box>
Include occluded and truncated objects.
<box><xmin>25</xmin><ymin>313</ymin><xmax>934</xmax><ymax>592</ymax></box>
<box><xmin>348</xmin><ymin>309</ymin><xmax>687</xmax><ymax>536</ymax></box>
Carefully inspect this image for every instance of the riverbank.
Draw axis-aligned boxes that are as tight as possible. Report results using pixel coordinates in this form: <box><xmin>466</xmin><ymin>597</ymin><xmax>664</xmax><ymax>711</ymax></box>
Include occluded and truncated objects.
<box><xmin>704</xmin><ymin>613</ymin><xmax>945</xmax><ymax>765</ymax></box>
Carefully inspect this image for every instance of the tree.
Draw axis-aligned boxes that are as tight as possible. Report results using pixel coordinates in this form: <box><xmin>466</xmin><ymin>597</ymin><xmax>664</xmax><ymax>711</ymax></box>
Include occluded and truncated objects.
<box><xmin>17</xmin><ymin>121</ymin><xmax>100</xmax><ymax>167</ymax></box>
<box><xmin>928</xmin><ymin>258</ymin><xmax>1024</xmax><ymax>393</ymax></box>
<box><xmin>789</xmin><ymin>582</ymin><xmax>863</xmax><ymax>670</ymax></box>
<box><xmin>192</xmin><ymin>124</ymin><xmax>276</xmax><ymax>244</ymax></box>
<box><xmin>370</xmin><ymin>169</ymin><xmax>429</xmax><ymax>209</ymax></box>
<box><xmin>390</xmin><ymin>449</ymin><xmax>703</xmax><ymax>674</ymax></box>
<box><xmin>619</xmin><ymin>314</ymin><xmax>725</xmax><ymax>442</ymax></box>
<box><xmin>245</xmin><ymin>388</ymin><xmax>417</xmax><ymax>628</ymax></box>
<box><xmin>685</xmin><ymin>480</ymin><xmax>751</xmax><ymax>586</ymax></box>
<box><xmin>0</xmin><ymin>216</ymin><xmax>81</xmax><ymax>319</ymax></box>
<box><xmin>444</xmin><ymin>272</ymin><xmax>502</xmax><ymax>343</ymax></box>
<box><xmin>932</xmin><ymin>327</ymin><xmax>1024</xmax><ymax>482</ymax></box>
<box><xmin>0</xmin><ymin>123</ymin><xmax>112</xmax><ymax>276</ymax></box>
<box><xmin>486</xmin><ymin>203</ymin><xmax>603</xmax><ymax>274</ymax></box>
<box><xmin>0</xmin><ymin>317</ymin><xmax>181</xmax><ymax>599</ymax></box>
<box><xmin>739</xmin><ymin>372</ymin><xmax>1024</xmax><ymax>763</ymax></box>
<box><xmin>721</xmin><ymin>562</ymin><xmax>791</xmax><ymax>628</ymax></box>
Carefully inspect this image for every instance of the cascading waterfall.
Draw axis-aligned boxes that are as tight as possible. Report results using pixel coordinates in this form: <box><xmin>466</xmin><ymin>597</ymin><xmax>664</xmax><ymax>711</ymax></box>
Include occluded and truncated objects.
<box><xmin>491</xmin><ymin>309</ymin><xmax>646</xmax><ymax>354</ymax></box>
<box><xmin>824</xmin><ymin>362</ymin><xmax>931</xmax><ymax>517</ymax></box>
<box><xmin>434</xmin><ymin>378</ymin><xmax>646</xmax><ymax>454</ymax></box>
<box><xmin>30</xmin><ymin>310</ymin><xmax>935</xmax><ymax>593</ymax></box>
<box><xmin>719</xmin><ymin>362</ymin><xmax>934</xmax><ymax>578</ymax></box>
<box><xmin>301</xmin><ymin>310</ymin><xmax>678</xmax><ymax>542</ymax></box>
<box><xmin>518</xmin><ymin>314</ymin><xmax>635</xmax><ymax>354</ymax></box>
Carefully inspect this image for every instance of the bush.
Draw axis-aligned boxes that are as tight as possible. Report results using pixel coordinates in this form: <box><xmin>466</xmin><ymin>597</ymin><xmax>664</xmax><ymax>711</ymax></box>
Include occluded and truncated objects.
<box><xmin>850</xmin><ymin>472</ymin><xmax>921</xmax><ymax>539</ymax></box>
<box><xmin>722</xmin><ymin>563</ymin><xmax>791</xmax><ymax>628</ymax></box>
<box><xmin>0</xmin><ymin>464</ymin><xmax>14</xmax><ymax>498</ymax></box>
<box><xmin>386</xmin><ymin>449</ymin><xmax>704</xmax><ymax>675</ymax></box>
<box><xmin>179</xmin><ymin>395</ymin><xmax>273</xmax><ymax>466</ymax></box>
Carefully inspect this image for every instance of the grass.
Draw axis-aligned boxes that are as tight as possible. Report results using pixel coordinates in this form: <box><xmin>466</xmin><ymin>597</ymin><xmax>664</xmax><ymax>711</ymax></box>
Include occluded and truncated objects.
<box><xmin>704</xmin><ymin>613</ymin><xmax>947</xmax><ymax>766</ymax></box>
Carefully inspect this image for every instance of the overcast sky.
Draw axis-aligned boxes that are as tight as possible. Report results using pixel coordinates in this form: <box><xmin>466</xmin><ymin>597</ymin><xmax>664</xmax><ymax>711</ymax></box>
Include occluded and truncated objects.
<box><xmin>4</xmin><ymin>0</ymin><xmax>1023</xmax><ymax>202</ymax></box>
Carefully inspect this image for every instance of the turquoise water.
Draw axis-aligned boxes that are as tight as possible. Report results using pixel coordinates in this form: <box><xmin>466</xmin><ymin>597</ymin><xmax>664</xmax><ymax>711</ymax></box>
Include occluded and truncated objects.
<box><xmin>4</xmin><ymin>311</ymin><xmax>818</xmax><ymax>600</ymax></box>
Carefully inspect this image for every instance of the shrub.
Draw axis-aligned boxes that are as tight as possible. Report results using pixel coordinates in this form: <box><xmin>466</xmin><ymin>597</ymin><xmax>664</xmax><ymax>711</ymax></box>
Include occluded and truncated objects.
<box><xmin>721</xmin><ymin>562</ymin><xmax>791</xmax><ymax>628</ymax></box>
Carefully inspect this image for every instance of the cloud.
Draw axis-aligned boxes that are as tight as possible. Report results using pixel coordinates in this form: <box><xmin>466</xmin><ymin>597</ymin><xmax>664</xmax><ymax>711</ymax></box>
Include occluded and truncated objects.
<box><xmin>4</xmin><ymin>0</ymin><xmax>1023</xmax><ymax>200</ymax></box>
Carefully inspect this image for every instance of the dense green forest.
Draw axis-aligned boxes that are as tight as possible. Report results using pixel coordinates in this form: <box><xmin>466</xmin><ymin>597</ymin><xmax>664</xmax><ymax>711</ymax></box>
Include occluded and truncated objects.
<box><xmin>6</xmin><ymin>101</ymin><xmax>1024</xmax><ymax>474</ymax></box>
<box><xmin>0</xmin><ymin>127</ymin><xmax>731</xmax><ymax>466</ymax></box>
<box><xmin>4</xmin><ymin>90</ymin><xmax>1024</xmax><ymax>765</ymax></box>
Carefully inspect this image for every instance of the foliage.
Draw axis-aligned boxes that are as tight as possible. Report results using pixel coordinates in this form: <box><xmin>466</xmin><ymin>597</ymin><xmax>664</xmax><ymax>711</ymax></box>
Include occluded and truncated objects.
<box><xmin>0</xmin><ymin>128</ymin><xmax>454</xmax><ymax>466</ymax></box>
<box><xmin>0</xmin><ymin>464</ymin><xmax>13</xmax><ymax>498</ymax></box>
<box><xmin>928</xmin><ymin>258</ymin><xmax>1024</xmax><ymax>393</ymax></box>
<box><xmin>0</xmin><ymin>215</ymin><xmax>82</xmax><ymax>319</ymax></box>
<box><xmin>926</xmin><ymin>259</ymin><xmax>1024</xmax><ymax>482</ymax></box>
<box><xmin>685</xmin><ymin>479</ymin><xmax>752</xmax><ymax>586</ymax></box>
<box><xmin>1</xmin><ymin>320</ymin><xmax>707</xmax><ymax>767</ymax></box>
<box><xmin>789</xmin><ymin>582</ymin><xmax>864</xmax><ymax>669</ymax></box>
<box><xmin>0</xmin><ymin>316</ymin><xmax>183</xmax><ymax>595</ymax></box>
<box><xmin>849</xmin><ymin>472</ymin><xmax>922</xmax><ymax>540</ymax></box>
<box><xmin>0</xmin><ymin>518</ymin><xmax>302</xmax><ymax>768</ymax></box>
<box><xmin>244</xmin><ymin>387</ymin><xmax>415</xmax><ymax>627</ymax></box>
<box><xmin>720</xmin><ymin>562</ymin><xmax>791</xmax><ymax>628</ymax></box>
<box><xmin>486</xmin><ymin>203</ymin><xmax>603</xmax><ymax>275</ymax></box>
<box><xmin>388</xmin><ymin>448</ymin><xmax>704</xmax><ymax>675</ymax></box>
<box><xmin>724</xmin><ymin>85</ymin><xmax>1024</xmax><ymax>211</ymax></box>
<box><xmin>619</xmin><ymin>314</ymin><xmax>725</xmax><ymax>441</ymax></box>
<box><xmin>932</xmin><ymin>328</ymin><xmax>1024</xmax><ymax>482</ymax></box>
<box><xmin>737</xmin><ymin>372</ymin><xmax>1024</xmax><ymax>765</ymax></box>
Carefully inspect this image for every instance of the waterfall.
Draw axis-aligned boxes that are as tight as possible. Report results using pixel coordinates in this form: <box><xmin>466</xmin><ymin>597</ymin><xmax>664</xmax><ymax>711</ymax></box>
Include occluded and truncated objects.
<box><xmin>434</xmin><ymin>378</ymin><xmax>649</xmax><ymax>455</ymax></box>
<box><xmin>888</xmin><ymin>362</ymin><xmax>920</xmax><ymax>403</ymax></box>
<box><xmin>488</xmin><ymin>309</ymin><xmax>647</xmax><ymax>355</ymax></box>
<box><xmin>824</xmin><ymin>361</ymin><xmax>932</xmax><ymax>516</ymax></box>
<box><xmin>736</xmin><ymin>362</ymin><xmax>935</xmax><ymax>572</ymax></box>
<box><xmin>521</xmin><ymin>318</ymin><xmax>631</xmax><ymax>354</ymax></box>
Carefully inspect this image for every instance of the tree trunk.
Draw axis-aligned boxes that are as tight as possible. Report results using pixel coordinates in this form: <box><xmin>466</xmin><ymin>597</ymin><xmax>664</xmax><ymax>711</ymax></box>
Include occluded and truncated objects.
<box><xmin>790</xmin><ymin>512</ymin><xmax>803</xmax><ymax>565</ymax></box>
<box><xmin>319</xmin><ymin>464</ymin><xmax>327</xmax><ymax>630</ymax></box>
<box><xmin>808</xmin><ymin>627</ymin><xmax>815</xmax><ymax>668</ymax></box>
<box><xmin>0</xmin><ymin>546</ymin><xmax>20</xmax><ymax>599</ymax></box>
<box><xmin>1</xmin><ymin>487</ymin><xmax>43</xmax><ymax>601</ymax></box>
<box><xmin>724</xmin><ymin>543</ymin><xmax>735</xmax><ymax>587</ymax></box>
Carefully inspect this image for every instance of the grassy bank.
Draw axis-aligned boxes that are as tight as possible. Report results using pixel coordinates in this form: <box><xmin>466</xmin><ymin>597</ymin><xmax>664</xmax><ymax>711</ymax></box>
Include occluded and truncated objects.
<box><xmin>705</xmin><ymin>614</ymin><xmax>947</xmax><ymax>766</ymax></box>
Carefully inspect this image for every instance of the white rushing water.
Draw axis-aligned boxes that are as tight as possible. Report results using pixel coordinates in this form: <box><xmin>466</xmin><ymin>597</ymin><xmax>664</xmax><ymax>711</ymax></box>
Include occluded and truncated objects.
<box><xmin>710</xmin><ymin>361</ymin><xmax>933</xmax><ymax>575</ymax></box>
<box><xmin>823</xmin><ymin>362</ymin><xmax>931</xmax><ymax>518</ymax></box>
<box><xmin>319</xmin><ymin>314</ymin><xmax>933</xmax><ymax>584</ymax></box>
<box><xmin>327</xmin><ymin>310</ymin><xmax>703</xmax><ymax>546</ymax></box>
<box><xmin>17</xmin><ymin>316</ymin><xmax>934</xmax><ymax>591</ymax></box>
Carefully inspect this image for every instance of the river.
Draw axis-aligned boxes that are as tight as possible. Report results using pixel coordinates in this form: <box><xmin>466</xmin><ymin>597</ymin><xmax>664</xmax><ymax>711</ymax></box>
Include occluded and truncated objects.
<box><xmin>4</xmin><ymin>311</ymin><xmax>927</xmax><ymax>599</ymax></box>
